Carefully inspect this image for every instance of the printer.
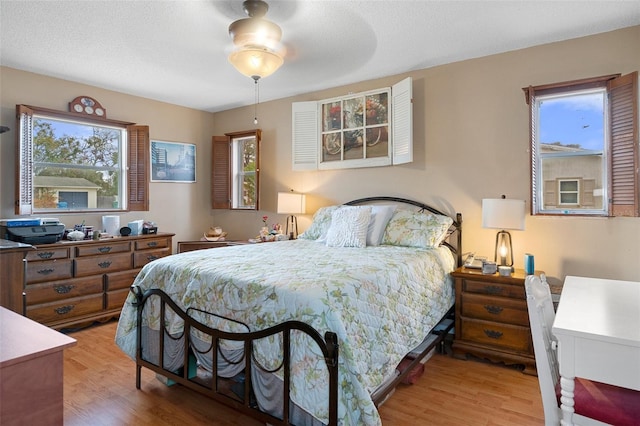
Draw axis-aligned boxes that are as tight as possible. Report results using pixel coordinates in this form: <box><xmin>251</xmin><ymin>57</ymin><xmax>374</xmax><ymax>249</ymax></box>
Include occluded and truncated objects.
<box><xmin>0</xmin><ymin>218</ymin><xmax>65</xmax><ymax>244</ymax></box>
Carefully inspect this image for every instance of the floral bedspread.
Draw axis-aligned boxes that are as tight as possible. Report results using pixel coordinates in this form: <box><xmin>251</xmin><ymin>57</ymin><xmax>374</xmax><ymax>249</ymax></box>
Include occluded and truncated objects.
<box><xmin>115</xmin><ymin>239</ymin><xmax>455</xmax><ymax>425</ymax></box>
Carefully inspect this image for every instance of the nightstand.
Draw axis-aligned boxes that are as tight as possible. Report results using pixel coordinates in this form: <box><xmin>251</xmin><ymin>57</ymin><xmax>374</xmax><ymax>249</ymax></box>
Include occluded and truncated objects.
<box><xmin>177</xmin><ymin>240</ymin><xmax>248</xmax><ymax>253</ymax></box>
<box><xmin>451</xmin><ymin>266</ymin><xmax>543</xmax><ymax>375</ymax></box>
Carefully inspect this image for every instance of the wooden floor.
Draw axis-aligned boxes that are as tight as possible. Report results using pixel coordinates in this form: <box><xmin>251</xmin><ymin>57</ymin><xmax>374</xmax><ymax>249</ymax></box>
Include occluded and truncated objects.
<box><xmin>63</xmin><ymin>321</ymin><xmax>544</xmax><ymax>425</ymax></box>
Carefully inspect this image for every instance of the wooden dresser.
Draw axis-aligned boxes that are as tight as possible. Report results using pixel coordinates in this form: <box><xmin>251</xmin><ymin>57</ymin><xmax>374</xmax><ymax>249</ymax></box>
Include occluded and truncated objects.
<box><xmin>451</xmin><ymin>266</ymin><xmax>540</xmax><ymax>375</ymax></box>
<box><xmin>10</xmin><ymin>232</ymin><xmax>174</xmax><ymax>329</ymax></box>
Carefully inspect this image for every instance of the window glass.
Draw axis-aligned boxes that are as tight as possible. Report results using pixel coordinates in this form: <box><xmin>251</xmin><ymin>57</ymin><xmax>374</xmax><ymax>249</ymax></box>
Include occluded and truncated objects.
<box><xmin>535</xmin><ymin>89</ymin><xmax>606</xmax><ymax>214</ymax></box>
<box><xmin>33</xmin><ymin>116</ymin><xmax>125</xmax><ymax>212</ymax></box>
<box><xmin>231</xmin><ymin>134</ymin><xmax>258</xmax><ymax>209</ymax></box>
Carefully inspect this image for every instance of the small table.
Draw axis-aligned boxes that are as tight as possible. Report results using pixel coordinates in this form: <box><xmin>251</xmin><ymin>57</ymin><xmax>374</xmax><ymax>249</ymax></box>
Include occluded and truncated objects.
<box><xmin>0</xmin><ymin>307</ymin><xmax>77</xmax><ymax>425</ymax></box>
<box><xmin>552</xmin><ymin>276</ymin><xmax>640</xmax><ymax>426</ymax></box>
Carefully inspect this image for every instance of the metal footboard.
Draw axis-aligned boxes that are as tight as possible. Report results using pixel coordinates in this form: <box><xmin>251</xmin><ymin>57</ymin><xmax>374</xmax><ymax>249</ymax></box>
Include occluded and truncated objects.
<box><xmin>131</xmin><ymin>285</ymin><xmax>339</xmax><ymax>426</ymax></box>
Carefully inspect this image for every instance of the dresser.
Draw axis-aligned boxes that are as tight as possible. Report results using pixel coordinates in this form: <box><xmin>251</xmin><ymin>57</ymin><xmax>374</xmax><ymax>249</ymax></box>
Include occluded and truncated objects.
<box><xmin>15</xmin><ymin>232</ymin><xmax>174</xmax><ymax>329</ymax></box>
<box><xmin>451</xmin><ymin>266</ymin><xmax>539</xmax><ymax>375</ymax></box>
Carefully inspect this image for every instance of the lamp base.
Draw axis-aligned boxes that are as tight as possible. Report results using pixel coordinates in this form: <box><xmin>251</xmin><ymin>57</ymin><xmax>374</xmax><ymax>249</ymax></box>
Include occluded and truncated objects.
<box><xmin>285</xmin><ymin>215</ymin><xmax>298</xmax><ymax>240</ymax></box>
<box><xmin>494</xmin><ymin>230</ymin><xmax>514</xmax><ymax>269</ymax></box>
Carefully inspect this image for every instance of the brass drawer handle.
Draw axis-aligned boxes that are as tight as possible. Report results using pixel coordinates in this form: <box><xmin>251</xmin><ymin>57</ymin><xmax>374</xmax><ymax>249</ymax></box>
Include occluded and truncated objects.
<box><xmin>98</xmin><ymin>246</ymin><xmax>112</xmax><ymax>253</ymax></box>
<box><xmin>484</xmin><ymin>305</ymin><xmax>504</xmax><ymax>315</ymax></box>
<box><xmin>98</xmin><ymin>261</ymin><xmax>112</xmax><ymax>269</ymax></box>
<box><xmin>147</xmin><ymin>241</ymin><xmax>158</xmax><ymax>248</ymax></box>
<box><xmin>54</xmin><ymin>305</ymin><xmax>75</xmax><ymax>315</ymax></box>
<box><xmin>54</xmin><ymin>284</ymin><xmax>74</xmax><ymax>294</ymax></box>
<box><xmin>147</xmin><ymin>255</ymin><xmax>158</xmax><ymax>261</ymax></box>
<box><xmin>485</xmin><ymin>285</ymin><xmax>504</xmax><ymax>295</ymax></box>
<box><xmin>484</xmin><ymin>329</ymin><xmax>503</xmax><ymax>339</ymax></box>
<box><xmin>37</xmin><ymin>251</ymin><xmax>54</xmax><ymax>259</ymax></box>
<box><xmin>37</xmin><ymin>268</ymin><xmax>55</xmax><ymax>275</ymax></box>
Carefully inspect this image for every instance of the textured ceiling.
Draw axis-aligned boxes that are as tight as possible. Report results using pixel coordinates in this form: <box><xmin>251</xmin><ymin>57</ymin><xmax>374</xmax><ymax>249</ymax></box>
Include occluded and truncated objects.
<box><xmin>1</xmin><ymin>1</ymin><xmax>639</xmax><ymax>113</ymax></box>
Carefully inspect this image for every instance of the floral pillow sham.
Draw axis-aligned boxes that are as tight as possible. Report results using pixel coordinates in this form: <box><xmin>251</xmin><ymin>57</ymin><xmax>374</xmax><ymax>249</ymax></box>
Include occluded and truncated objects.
<box><xmin>381</xmin><ymin>209</ymin><xmax>453</xmax><ymax>248</ymax></box>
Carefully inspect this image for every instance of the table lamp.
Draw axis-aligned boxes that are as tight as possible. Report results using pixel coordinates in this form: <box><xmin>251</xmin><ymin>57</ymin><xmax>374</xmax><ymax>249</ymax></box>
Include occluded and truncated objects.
<box><xmin>277</xmin><ymin>191</ymin><xmax>306</xmax><ymax>239</ymax></box>
<box><xmin>482</xmin><ymin>196</ymin><xmax>525</xmax><ymax>270</ymax></box>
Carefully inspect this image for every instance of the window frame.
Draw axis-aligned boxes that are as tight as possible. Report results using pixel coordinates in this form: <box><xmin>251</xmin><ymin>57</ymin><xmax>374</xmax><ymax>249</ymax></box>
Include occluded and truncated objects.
<box><xmin>15</xmin><ymin>103</ymin><xmax>149</xmax><ymax>215</ymax></box>
<box><xmin>523</xmin><ymin>72</ymin><xmax>638</xmax><ymax>217</ymax></box>
<box><xmin>211</xmin><ymin>129</ymin><xmax>261</xmax><ymax>210</ymax></box>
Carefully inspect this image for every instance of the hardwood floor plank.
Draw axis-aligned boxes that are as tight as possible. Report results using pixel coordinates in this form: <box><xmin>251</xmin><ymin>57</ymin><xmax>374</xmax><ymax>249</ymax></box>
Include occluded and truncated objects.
<box><xmin>63</xmin><ymin>321</ymin><xmax>544</xmax><ymax>425</ymax></box>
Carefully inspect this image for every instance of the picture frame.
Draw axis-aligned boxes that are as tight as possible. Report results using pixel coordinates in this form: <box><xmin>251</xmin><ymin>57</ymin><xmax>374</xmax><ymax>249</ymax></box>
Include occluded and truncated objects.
<box><xmin>150</xmin><ymin>140</ymin><xmax>196</xmax><ymax>183</ymax></box>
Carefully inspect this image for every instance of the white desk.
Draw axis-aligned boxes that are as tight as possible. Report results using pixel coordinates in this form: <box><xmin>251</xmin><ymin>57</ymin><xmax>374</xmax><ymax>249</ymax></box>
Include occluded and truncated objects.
<box><xmin>552</xmin><ymin>276</ymin><xmax>640</xmax><ymax>426</ymax></box>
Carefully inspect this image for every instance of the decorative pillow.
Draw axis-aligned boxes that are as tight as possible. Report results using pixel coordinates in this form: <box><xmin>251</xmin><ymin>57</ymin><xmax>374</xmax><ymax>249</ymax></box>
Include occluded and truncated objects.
<box><xmin>325</xmin><ymin>206</ymin><xmax>372</xmax><ymax>248</ymax></box>
<box><xmin>382</xmin><ymin>209</ymin><xmax>453</xmax><ymax>248</ymax></box>
<box><xmin>297</xmin><ymin>205</ymin><xmax>339</xmax><ymax>241</ymax></box>
<box><xmin>366</xmin><ymin>205</ymin><xmax>397</xmax><ymax>246</ymax></box>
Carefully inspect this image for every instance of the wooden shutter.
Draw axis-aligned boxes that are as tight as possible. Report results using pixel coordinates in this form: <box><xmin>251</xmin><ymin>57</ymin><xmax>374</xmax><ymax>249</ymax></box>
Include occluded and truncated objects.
<box><xmin>211</xmin><ymin>135</ymin><xmax>230</xmax><ymax>209</ymax></box>
<box><xmin>127</xmin><ymin>125</ymin><xmax>149</xmax><ymax>211</ymax></box>
<box><xmin>581</xmin><ymin>179</ymin><xmax>595</xmax><ymax>207</ymax></box>
<box><xmin>608</xmin><ymin>72</ymin><xmax>638</xmax><ymax>217</ymax></box>
<box><xmin>392</xmin><ymin>77</ymin><xmax>413</xmax><ymax>165</ymax></box>
<box><xmin>291</xmin><ymin>101</ymin><xmax>318</xmax><ymax>171</ymax></box>
<box><xmin>15</xmin><ymin>105</ymin><xmax>34</xmax><ymax>215</ymax></box>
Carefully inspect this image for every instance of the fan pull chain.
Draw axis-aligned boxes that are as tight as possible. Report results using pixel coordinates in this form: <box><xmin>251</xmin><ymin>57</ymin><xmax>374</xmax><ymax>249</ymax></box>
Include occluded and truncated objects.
<box><xmin>253</xmin><ymin>78</ymin><xmax>259</xmax><ymax>125</ymax></box>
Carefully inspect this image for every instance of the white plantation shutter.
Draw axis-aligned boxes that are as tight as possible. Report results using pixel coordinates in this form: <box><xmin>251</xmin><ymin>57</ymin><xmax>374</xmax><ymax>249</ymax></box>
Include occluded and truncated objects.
<box><xmin>392</xmin><ymin>77</ymin><xmax>413</xmax><ymax>165</ymax></box>
<box><xmin>292</xmin><ymin>101</ymin><xmax>318</xmax><ymax>171</ymax></box>
<box><xmin>16</xmin><ymin>105</ymin><xmax>34</xmax><ymax>215</ymax></box>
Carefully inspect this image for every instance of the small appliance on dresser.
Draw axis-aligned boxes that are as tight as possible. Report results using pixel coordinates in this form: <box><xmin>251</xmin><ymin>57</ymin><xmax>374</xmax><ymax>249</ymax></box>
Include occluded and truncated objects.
<box><xmin>451</xmin><ymin>266</ymin><xmax>542</xmax><ymax>375</ymax></box>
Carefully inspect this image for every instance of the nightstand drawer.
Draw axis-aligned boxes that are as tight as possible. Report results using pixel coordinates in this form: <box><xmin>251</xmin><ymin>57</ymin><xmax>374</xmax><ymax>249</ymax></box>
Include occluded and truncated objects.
<box><xmin>463</xmin><ymin>279</ymin><xmax>525</xmax><ymax>299</ymax></box>
<box><xmin>460</xmin><ymin>317</ymin><xmax>532</xmax><ymax>353</ymax></box>
<box><xmin>461</xmin><ymin>293</ymin><xmax>529</xmax><ymax>326</ymax></box>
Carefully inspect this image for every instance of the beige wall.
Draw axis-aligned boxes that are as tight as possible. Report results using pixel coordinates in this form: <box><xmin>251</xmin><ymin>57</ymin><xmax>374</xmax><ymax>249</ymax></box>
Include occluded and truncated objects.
<box><xmin>1</xmin><ymin>26</ymin><xmax>639</xmax><ymax>284</ymax></box>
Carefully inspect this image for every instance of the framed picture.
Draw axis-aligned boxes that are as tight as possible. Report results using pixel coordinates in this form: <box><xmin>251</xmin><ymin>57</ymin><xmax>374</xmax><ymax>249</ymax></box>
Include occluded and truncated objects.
<box><xmin>150</xmin><ymin>140</ymin><xmax>196</xmax><ymax>183</ymax></box>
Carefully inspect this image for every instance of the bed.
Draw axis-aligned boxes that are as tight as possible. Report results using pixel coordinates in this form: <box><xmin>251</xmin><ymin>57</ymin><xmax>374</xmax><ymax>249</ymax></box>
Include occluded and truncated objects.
<box><xmin>115</xmin><ymin>196</ymin><xmax>462</xmax><ymax>425</ymax></box>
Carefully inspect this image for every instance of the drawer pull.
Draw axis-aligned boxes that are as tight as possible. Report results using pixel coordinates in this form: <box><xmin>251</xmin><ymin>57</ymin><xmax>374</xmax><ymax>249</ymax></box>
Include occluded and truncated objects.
<box><xmin>147</xmin><ymin>255</ymin><xmax>159</xmax><ymax>261</ymax></box>
<box><xmin>484</xmin><ymin>305</ymin><xmax>504</xmax><ymax>315</ymax></box>
<box><xmin>37</xmin><ymin>268</ymin><xmax>55</xmax><ymax>275</ymax></box>
<box><xmin>54</xmin><ymin>305</ymin><xmax>75</xmax><ymax>315</ymax></box>
<box><xmin>37</xmin><ymin>251</ymin><xmax>54</xmax><ymax>259</ymax></box>
<box><xmin>485</xmin><ymin>285</ymin><xmax>504</xmax><ymax>295</ymax></box>
<box><xmin>147</xmin><ymin>242</ymin><xmax>158</xmax><ymax>248</ymax></box>
<box><xmin>54</xmin><ymin>284</ymin><xmax>74</xmax><ymax>294</ymax></box>
<box><xmin>98</xmin><ymin>261</ymin><xmax>112</xmax><ymax>269</ymax></box>
<box><xmin>484</xmin><ymin>329</ymin><xmax>503</xmax><ymax>339</ymax></box>
<box><xmin>98</xmin><ymin>246</ymin><xmax>112</xmax><ymax>253</ymax></box>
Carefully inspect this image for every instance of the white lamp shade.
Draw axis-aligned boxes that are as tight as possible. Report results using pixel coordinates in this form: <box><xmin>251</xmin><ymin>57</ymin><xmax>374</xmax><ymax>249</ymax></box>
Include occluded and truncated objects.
<box><xmin>482</xmin><ymin>199</ymin><xmax>525</xmax><ymax>230</ymax></box>
<box><xmin>277</xmin><ymin>192</ymin><xmax>306</xmax><ymax>215</ymax></box>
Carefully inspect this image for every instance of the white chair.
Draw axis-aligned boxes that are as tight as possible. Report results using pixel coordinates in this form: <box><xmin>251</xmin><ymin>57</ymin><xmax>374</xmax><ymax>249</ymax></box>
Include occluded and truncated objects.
<box><xmin>525</xmin><ymin>274</ymin><xmax>640</xmax><ymax>426</ymax></box>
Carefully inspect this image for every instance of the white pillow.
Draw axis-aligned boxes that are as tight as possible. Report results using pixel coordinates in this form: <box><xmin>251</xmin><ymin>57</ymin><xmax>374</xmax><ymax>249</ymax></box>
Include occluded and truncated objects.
<box><xmin>325</xmin><ymin>206</ymin><xmax>372</xmax><ymax>248</ymax></box>
<box><xmin>366</xmin><ymin>205</ymin><xmax>397</xmax><ymax>246</ymax></box>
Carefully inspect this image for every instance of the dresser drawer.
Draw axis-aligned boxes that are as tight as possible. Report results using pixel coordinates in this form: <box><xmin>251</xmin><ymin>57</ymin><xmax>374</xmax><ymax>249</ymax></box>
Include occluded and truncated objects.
<box><xmin>460</xmin><ymin>317</ymin><xmax>532</xmax><ymax>353</ymax></box>
<box><xmin>461</xmin><ymin>292</ymin><xmax>529</xmax><ymax>326</ymax></box>
<box><xmin>26</xmin><ymin>247</ymin><xmax>70</xmax><ymax>262</ymax></box>
<box><xmin>135</xmin><ymin>237</ymin><xmax>170</xmax><ymax>251</ymax></box>
<box><xmin>463</xmin><ymin>279</ymin><xmax>525</xmax><ymax>299</ymax></box>
<box><xmin>133</xmin><ymin>248</ymin><xmax>170</xmax><ymax>268</ymax></box>
<box><xmin>75</xmin><ymin>241</ymin><xmax>131</xmax><ymax>257</ymax></box>
<box><xmin>27</xmin><ymin>294</ymin><xmax>104</xmax><ymax>324</ymax></box>
<box><xmin>26</xmin><ymin>259</ymin><xmax>73</xmax><ymax>284</ymax></box>
<box><xmin>105</xmin><ymin>268</ymin><xmax>140</xmax><ymax>291</ymax></box>
<box><xmin>106</xmin><ymin>288</ymin><xmax>131</xmax><ymax>310</ymax></box>
<box><xmin>75</xmin><ymin>252</ymin><xmax>132</xmax><ymax>277</ymax></box>
<box><xmin>26</xmin><ymin>276</ymin><xmax>104</xmax><ymax>305</ymax></box>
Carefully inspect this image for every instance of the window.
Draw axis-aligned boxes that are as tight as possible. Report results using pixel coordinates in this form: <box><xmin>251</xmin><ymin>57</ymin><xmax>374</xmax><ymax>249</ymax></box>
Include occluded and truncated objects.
<box><xmin>211</xmin><ymin>129</ymin><xmax>261</xmax><ymax>210</ymax></box>
<box><xmin>16</xmin><ymin>103</ymin><xmax>149</xmax><ymax>215</ymax></box>
<box><xmin>292</xmin><ymin>77</ymin><xmax>412</xmax><ymax>170</ymax></box>
<box><xmin>524</xmin><ymin>72</ymin><xmax>638</xmax><ymax>216</ymax></box>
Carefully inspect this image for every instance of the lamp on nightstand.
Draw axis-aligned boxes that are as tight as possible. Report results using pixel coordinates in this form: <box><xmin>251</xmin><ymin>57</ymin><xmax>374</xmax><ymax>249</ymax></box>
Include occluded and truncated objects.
<box><xmin>482</xmin><ymin>196</ymin><xmax>525</xmax><ymax>270</ymax></box>
<box><xmin>277</xmin><ymin>191</ymin><xmax>306</xmax><ymax>239</ymax></box>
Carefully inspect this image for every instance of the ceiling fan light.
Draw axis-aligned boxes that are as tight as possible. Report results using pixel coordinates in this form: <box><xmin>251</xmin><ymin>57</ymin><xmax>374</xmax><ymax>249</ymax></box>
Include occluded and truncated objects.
<box><xmin>228</xmin><ymin>46</ymin><xmax>284</xmax><ymax>80</ymax></box>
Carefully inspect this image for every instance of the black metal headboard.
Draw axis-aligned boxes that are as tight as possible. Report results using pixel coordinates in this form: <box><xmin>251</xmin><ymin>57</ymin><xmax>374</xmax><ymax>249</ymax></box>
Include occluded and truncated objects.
<box><xmin>344</xmin><ymin>196</ymin><xmax>463</xmax><ymax>267</ymax></box>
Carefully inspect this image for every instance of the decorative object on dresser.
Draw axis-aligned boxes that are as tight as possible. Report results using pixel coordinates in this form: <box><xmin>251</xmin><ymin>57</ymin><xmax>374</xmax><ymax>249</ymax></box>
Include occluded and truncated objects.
<box><xmin>481</xmin><ymin>196</ymin><xmax>525</xmax><ymax>270</ymax></box>
<box><xmin>452</xmin><ymin>266</ymin><xmax>539</xmax><ymax>375</ymax></box>
<box><xmin>19</xmin><ymin>233</ymin><xmax>174</xmax><ymax>329</ymax></box>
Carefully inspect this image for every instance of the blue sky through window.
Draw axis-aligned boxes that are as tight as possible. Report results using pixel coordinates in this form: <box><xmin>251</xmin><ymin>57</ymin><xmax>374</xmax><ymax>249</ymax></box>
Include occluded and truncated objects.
<box><xmin>539</xmin><ymin>92</ymin><xmax>604</xmax><ymax>151</ymax></box>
